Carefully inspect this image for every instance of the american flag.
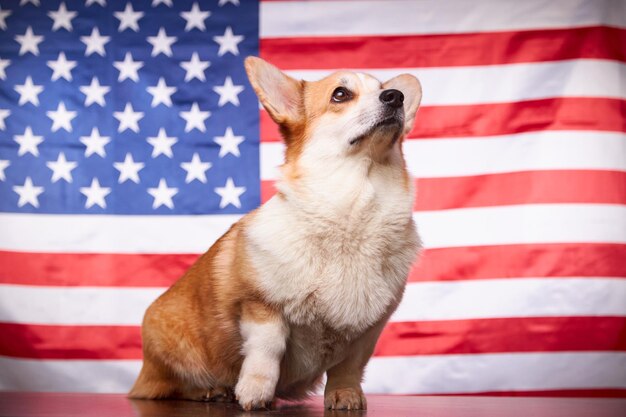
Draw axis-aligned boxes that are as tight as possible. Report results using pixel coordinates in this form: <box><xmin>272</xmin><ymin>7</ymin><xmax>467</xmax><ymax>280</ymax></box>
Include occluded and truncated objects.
<box><xmin>0</xmin><ymin>0</ymin><xmax>625</xmax><ymax>396</ymax></box>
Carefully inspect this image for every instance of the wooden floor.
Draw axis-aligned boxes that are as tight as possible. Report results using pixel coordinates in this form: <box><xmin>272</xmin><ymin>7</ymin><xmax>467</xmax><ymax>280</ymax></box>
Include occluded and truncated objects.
<box><xmin>0</xmin><ymin>392</ymin><xmax>624</xmax><ymax>417</ymax></box>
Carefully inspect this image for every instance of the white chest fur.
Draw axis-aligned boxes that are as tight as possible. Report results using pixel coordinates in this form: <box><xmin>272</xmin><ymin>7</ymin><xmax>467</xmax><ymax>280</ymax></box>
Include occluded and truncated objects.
<box><xmin>246</xmin><ymin>157</ymin><xmax>420</xmax><ymax>334</ymax></box>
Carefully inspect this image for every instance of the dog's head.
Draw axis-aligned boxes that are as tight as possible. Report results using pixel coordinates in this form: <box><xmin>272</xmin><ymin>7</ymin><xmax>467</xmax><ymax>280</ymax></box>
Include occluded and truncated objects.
<box><xmin>245</xmin><ymin>56</ymin><xmax>421</xmax><ymax>169</ymax></box>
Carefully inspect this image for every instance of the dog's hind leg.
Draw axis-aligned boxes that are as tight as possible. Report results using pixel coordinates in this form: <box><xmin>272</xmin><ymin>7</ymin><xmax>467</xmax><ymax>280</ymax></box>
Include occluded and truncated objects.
<box><xmin>129</xmin><ymin>360</ymin><xmax>217</xmax><ymax>401</ymax></box>
<box><xmin>128</xmin><ymin>360</ymin><xmax>178</xmax><ymax>400</ymax></box>
<box><xmin>130</xmin><ymin>356</ymin><xmax>235</xmax><ymax>403</ymax></box>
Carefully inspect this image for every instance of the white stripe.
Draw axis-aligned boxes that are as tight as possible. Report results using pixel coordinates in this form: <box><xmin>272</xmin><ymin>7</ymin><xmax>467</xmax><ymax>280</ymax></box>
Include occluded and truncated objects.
<box><xmin>405</xmin><ymin>131</ymin><xmax>626</xmax><ymax>179</ymax></box>
<box><xmin>416</xmin><ymin>204</ymin><xmax>626</xmax><ymax>249</ymax></box>
<box><xmin>260</xmin><ymin>131</ymin><xmax>626</xmax><ymax>180</ymax></box>
<box><xmin>2</xmin><ymin>277</ymin><xmax>625</xmax><ymax>326</ymax></box>
<box><xmin>0</xmin><ymin>285</ymin><xmax>164</xmax><ymax>325</ymax></box>
<box><xmin>0</xmin><ymin>357</ymin><xmax>141</xmax><ymax>393</ymax></box>
<box><xmin>363</xmin><ymin>352</ymin><xmax>626</xmax><ymax>394</ymax></box>
<box><xmin>285</xmin><ymin>60</ymin><xmax>626</xmax><ymax>106</ymax></box>
<box><xmin>1</xmin><ymin>204</ymin><xmax>624</xmax><ymax>253</ymax></box>
<box><xmin>0</xmin><ymin>213</ymin><xmax>241</xmax><ymax>254</ymax></box>
<box><xmin>392</xmin><ymin>278</ymin><xmax>626</xmax><ymax>322</ymax></box>
<box><xmin>2</xmin><ymin>352</ymin><xmax>625</xmax><ymax>394</ymax></box>
<box><xmin>261</xmin><ymin>0</ymin><xmax>626</xmax><ymax>38</ymax></box>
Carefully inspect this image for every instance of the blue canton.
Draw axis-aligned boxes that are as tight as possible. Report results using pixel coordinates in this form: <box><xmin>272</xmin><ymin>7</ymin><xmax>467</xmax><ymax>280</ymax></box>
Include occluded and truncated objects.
<box><xmin>0</xmin><ymin>0</ymin><xmax>260</xmax><ymax>215</ymax></box>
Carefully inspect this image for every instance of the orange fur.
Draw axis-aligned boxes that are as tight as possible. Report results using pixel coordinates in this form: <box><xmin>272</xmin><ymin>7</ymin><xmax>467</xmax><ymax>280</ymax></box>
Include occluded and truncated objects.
<box><xmin>130</xmin><ymin>222</ymin><xmax>252</xmax><ymax>400</ymax></box>
<box><xmin>130</xmin><ymin>56</ymin><xmax>422</xmax><ymax>410</ymax></box>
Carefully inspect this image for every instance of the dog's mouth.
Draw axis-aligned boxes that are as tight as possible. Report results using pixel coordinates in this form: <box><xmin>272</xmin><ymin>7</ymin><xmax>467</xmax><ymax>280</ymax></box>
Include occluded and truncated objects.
<box><xmin>349</xmin><ymin>117</ymin><xmax>403</xmax><ymax>146</ymax></box>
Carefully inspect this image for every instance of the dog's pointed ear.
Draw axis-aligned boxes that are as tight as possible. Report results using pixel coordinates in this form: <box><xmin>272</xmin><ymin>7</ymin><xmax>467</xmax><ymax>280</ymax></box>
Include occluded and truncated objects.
<box><xmin>383</xmin><ymin>74</ymin><xmax>422</xmax><ymax>135</ymax></box>
<box><xmin>245</xmin><ymin>56</ymin><xmax>303</xmax><ymax>125</ymax></box>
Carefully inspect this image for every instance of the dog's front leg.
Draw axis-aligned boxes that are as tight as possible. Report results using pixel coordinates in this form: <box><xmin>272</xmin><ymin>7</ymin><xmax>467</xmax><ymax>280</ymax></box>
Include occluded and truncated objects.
<box><xmin>324</xmin><ymin>319</ymin><xmax>387</xmax><ymax>410</ymax></box>
<box><xmin>234</xmin><ymin>301</ymin><xmax>287</xmax><ymax>410</ymax></box>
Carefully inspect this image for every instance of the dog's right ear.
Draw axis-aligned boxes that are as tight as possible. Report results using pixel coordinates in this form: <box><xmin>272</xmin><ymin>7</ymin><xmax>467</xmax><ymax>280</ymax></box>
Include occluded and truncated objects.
<box><xmin>245</xmin><ymin>56</ymin><xmax>303</xmax><ymax>125</ymax></box>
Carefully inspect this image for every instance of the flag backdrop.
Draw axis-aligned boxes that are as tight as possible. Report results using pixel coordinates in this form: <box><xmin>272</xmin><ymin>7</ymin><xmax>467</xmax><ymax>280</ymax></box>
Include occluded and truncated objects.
<box><xmin>0</xmin><ymin>0</ymin><xmax>625</xmax><ymax>397</ymax></box>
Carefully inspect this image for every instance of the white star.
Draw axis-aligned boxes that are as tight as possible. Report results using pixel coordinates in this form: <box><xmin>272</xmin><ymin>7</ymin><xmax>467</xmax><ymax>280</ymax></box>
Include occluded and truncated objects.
<box><xmin>181</xmin><ymin>153</ymin><xmax>212</xmax><ymax>183</ymax></box>
<box><xmin>80</xmin><ymin>127</ymin><xmax>110</xmax><ymax>158</ymax></box>
<box><xmin>15</xmin><ymin>26</ymin><xmax>44</xmax><ymax>56</ymax></box>
<box><xmin>80</xmin><ymin>77</ymin><xmax>110</xmax><ymax>106</ymax></box>
<box><xmin>180</xmin><ymin>102</ymin><xmax>210</xmax><ymax>132</ymax></box>
<box><xmin>213</xmin><ymin>26</ymin><xmax>243</xmax><ymax>56</ymax></box>
<box><xmin>113</xmin><ymin>153</ymin><xmax>144</xmax><ymax>183</ymax></box>
<box><xmin>48</xmin><ymin>2</ymin><xmax>76</xmax><ymax>31</ymax></box>
<box><xmin>13</xmin><ymin>177</ymin><xmax>44</xmax><ymax>208</ymax></box>
<box><xmin>47</xmin><ymin>52</ymin><xmax>77</xmax><ymax>81</ymax></box>
<box><xmin>0</xmin><ymin>58</ymin><xmax>9</xmax><ymax>79</ymax></box>
<box><xmin>214</xmin><ymin>127</ymin><xmax>244</xmax><ymax>158</ymax></box>
<box><xmin>114</xmin><ymin>103</ymin><xmax>144</xmax><ymax>133</ymax></box>
<box><xmin>148</xmin><ymin>179</ymin><xmax>178</xmax><ymax>209</ymax></box>
<box><xmin>215</xmin><ymin>177</ymin><xmax>246</xmax><ymax>209</ymax></box>
<box><xmin>46</xmin><ymin>152</ymin><xmax>77</xmax><ymax>183</ymax></box>
<box><xmin>15</xmin><ymin>76</ymin><xmax>43</xmax><ymax>106</ymax></box>
<box><xmin>47</xmin><ymin>102</ymin><xmax>77</xmax><ymax>132</ymax></box>
<box><xmin>147</xmin><ymin>128</ymin><xmax>177</xmax><ymax>158</ymax></box>
<box><xmin>0</xmin><ymin>109</ymin><xmax>9</xmax><ymax>130</ymax></box>
<box><xmin>180</xmin><ymin>52</ymin><xmax>210</xmax><ymax>82</ymax></box>
<box><xmin>80</xmin><ymin>27</ymin><xmax>110</xmax><ymax>56</ymax></box>
<box><xmin>219</xmin><ymin>0</ymin><xmax>240</xmax><ymax>6</ymax></box>
<box><xmin>181</xmin><ymin>3</ymin><xmax>210</xmax><ymax>31</ymax></box>
<box><xmin>20</xmin><ymin>0</ymin><xmax>40</xmax><ymax>5</ymax></box>
<box><xmin>0</xmin><ymin>7</ymin><xmax>12</xmax><ymax>30</ymax></box>
<box><xmin>80</xmin><ymin>178</ymin><xmax>111</xmax><ymax>209</ymax></box>
<box><xmin>14</xmin><ymin>127</ymin><xmax>43</xmax><ymax>157</ymax></box>
<box><xmin>114</xmin><ymin>52</ymin><xmax>143</xmax><ymax>82</ymax></box>
<box><xmin>213</xmin><ymin>76</ymin><xmax>244</xmax><ymax>107</ymax></box>
<box><xmin>114</xmin><ymin>3</ymin><xmax>144</xmax><ymax>32</ymax></box>
<box><xmin>85</xmin><ymin>0</ymin><xmax>106</xmax><ymax>7</ymax></box>
<box><xmin>147</xmin><ymin>27</ymin><xmax>176</xmax><ymax>57</ymax></box>
<box><xmin>147</xmin><ymin>77</ymin><xmax>177</xmax><ymax>107</ymax></box>
<box><xmin>151</xmin><ymin>0</ymin><xmax>172</xmax><ymax>7</ymax></box>
<box><xmin>0</xmin><ymin>160</ymin><xmax>9</xmax><ymax>181</ymax></box>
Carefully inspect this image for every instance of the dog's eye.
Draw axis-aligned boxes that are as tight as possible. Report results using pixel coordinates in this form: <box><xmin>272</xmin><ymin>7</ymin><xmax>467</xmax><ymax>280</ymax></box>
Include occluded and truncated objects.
<box><xmin>331</xmin><ymin>87</ymin><xmax>351</xmax><ymax>103</ymax></box>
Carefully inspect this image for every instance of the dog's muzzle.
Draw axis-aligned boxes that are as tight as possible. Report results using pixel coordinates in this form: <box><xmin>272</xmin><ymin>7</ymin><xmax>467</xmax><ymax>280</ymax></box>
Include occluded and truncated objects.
<box><xmin>348</xmin><ymin>90</ymin><xmax>405</xmax><ymax>146</ymax></box>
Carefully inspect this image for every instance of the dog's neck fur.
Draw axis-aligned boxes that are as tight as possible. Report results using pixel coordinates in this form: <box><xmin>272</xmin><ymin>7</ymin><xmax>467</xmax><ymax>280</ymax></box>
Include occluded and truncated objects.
<box><xmin>246</xmin><ymin>137</ymin><xmax>417</xmax><ymax>333</ymax></box>
<box><xmin>276</xmin><ymin>139</ymin><xmax>411</xmax><ymax>222</ymax></box>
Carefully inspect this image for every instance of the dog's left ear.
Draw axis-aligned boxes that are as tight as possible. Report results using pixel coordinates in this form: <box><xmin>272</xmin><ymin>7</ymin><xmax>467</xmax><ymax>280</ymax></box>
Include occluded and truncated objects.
<box><xmin>383</xmin><ymin>74</ymin><xmax>422</xmax><ymax>135</ymax></box>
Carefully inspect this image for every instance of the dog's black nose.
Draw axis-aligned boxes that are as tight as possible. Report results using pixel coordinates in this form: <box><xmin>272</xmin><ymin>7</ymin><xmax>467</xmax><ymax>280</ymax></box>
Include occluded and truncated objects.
<box><xmin>379</xmin><ymin>89</ymin><xmax>404</xmax><ymax>108</ymax></box>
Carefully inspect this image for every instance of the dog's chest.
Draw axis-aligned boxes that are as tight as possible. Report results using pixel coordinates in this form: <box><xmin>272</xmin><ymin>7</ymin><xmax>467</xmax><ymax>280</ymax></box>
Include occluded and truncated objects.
<box><xmin>246</xmin><ymin>174</ymin><xmax>418</xmax><ymax>332</ymax></box>
<box><xmin>281</xmin><ymin>322</ymin><xmax>351</xmax><ymax>379</ymax></box>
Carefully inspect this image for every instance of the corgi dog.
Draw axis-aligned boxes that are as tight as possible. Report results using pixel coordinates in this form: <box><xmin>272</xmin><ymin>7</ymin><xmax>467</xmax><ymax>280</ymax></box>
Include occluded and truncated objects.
<box><xmin>129</xmin><ymin>56</ymin><xmax>422</xmax><ymax>411</ymax></box>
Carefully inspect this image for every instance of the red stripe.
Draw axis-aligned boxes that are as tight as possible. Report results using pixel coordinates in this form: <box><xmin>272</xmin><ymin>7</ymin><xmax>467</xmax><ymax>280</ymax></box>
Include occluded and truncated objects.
<box><xmin>0</xmin><ymin>252</ymin><xmax>197</xmax><ymax>287</ymax></box>
<box><xmin>415</xmin><ymin>170</ymin><xmax>626</xmax><ymax>211</ymax></box>
<box><xmin>2</xmin><ymin>316</ymin><xmax>624</xmax><ymax>360</ymax></box>
<box><xmin>411</xmin><ymin>243</ymin><xmax>626</xmax><ymax>282</ymax></box>
<box><xmin>421</xmin><ymin>389</ymin><xmax>626</xmax><ymax>398</ymax></box>
<box><xmin>262</xmin><ymin>170</ymin><xmax>626</xmax><ymax>209</ymax></box>
<box><xmin>261</xmin><ymin>98</ymin><xmax>626</xmax><ymax>142</ymax></box>
<box><xmin>261</xmin><ymin>26</ymin><xmax>626</xmax><ymax>69</ymax></box>
<box><xmin>0</xmin><ymin>322</ymin><xmax>141</xmax><ymax>360</ymax></box>
<box><xmin>412</xmin><ymin>98</ymin><xmax>626</xmax><ymax>140</ymax></box>
<box><xmin>375</xmin><ymin>317</ymin><xmax>626</xmax><ymax>357</ymax></box>
<box><xmin>261</xmin><ymin>179</ymin><xmax>276</xmax><ymax>204</ymax></box>
<box><xmin>1</xmin><ymin>243</ymin><xmax>625</xmax><ymax>288</ymax></box>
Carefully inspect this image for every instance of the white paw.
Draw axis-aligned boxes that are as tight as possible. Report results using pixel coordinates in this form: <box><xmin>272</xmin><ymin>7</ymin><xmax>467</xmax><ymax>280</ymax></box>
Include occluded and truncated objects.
<box><xmin>235</xmin><ymin>373</ymin><xmax>276</xmax><ymax>410</ymax></box>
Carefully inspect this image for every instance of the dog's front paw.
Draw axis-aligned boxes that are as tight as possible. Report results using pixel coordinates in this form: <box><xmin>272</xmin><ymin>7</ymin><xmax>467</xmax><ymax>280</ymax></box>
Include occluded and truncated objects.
<box><xmin>324</xmin><ymin>387</ymin><xmax>367</xmax><ymax>410</ymax></box>
<box><xmin>235</xmin><ymin>373</ymin><xmax>275</xmax><ymax>411</ymax></box>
